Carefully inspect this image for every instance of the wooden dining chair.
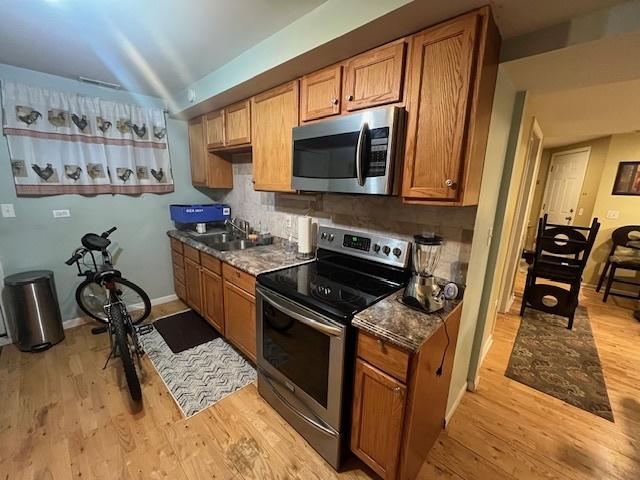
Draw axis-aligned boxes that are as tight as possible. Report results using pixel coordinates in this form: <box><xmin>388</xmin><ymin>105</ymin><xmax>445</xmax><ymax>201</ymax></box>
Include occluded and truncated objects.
<box><xmin>596</xmin><ymin>225</ymin><xmax>640</xmax><ymax>302</ymax></box>
<box><xmin>520</xmin><ymin>215</ymin><xmax>600</xmax><ymax>329</ymax></box>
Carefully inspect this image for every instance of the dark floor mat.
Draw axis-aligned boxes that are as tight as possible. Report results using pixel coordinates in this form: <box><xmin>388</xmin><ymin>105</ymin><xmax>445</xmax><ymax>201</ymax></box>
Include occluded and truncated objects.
<box><xmin>153</xmin><ymin>310</ymin><xmax>220</xmax><ymax>354</ymax></box>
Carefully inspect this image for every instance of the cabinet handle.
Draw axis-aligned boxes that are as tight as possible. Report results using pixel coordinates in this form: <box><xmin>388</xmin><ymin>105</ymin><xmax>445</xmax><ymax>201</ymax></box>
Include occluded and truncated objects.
<box><xmin>331</xmin><ymin>98</ymin><xmax>339</xmax><ymax>105</ymax></box>
<box><xmin>393</xmin><ymin>387</ymin><xmax>401</xmax><ymax>395</ymax></box>
<box><xmin>444</xmin><ymin>179</ymin><xmax>456</xmax><ymax>188</ymax></box>
<box><xmin>345</xmin><ymin>94</ymin><xmax>353</xmax><ymax>101</ymax></box>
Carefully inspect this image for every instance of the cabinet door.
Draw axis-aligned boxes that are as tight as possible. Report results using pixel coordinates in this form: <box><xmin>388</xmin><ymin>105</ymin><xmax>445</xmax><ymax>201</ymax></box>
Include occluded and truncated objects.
<box><xmin>343</xmin><ymin>41</ymin><xmax>406</xmax><ymax>112</ymax></box>
<box><xmin>206</xmin><ymin>109</ymin><xmax>225</xmax><ymax>148</ymax></box>
<box><xmin>251</xmin><ymin>81</ymin><xmax>299</xmax><ymax>192</ymax></box>
<box><xmin>202</xmin><ymin>268</ymin><xmax>224</xmax><ymax>334</ymax></box>
<box><xmin>351</xmin><ymin>358</ymin><xmax>406</xmax><ymax>479</ymax></box>
<box><xmin>184</xmin><ymin>257</ymin><xmax>203</xmax><ymax>314</ymax></box>
<box><xmin>224</xmin><ymin>100</ymin><xmax>251</xmax><ymax>146</ymax></box>
<box><xmin>300</xmin><ymin>65</ymin><xmax>342</xmax><ymax>122</ymax></box>
<box><xmin>188</xmin><ymin>116</ymin><xmax>207</xmax><ymax>186</ymax></box>
<box><xmin>223</xmin><ymin>281</ymin><xmax>256</xmax><ymax>362</ymax></box>
<box><xmin>402</xmin><ymin>15</ymin><xmax>478</xmax><ymax>201</ymax></box>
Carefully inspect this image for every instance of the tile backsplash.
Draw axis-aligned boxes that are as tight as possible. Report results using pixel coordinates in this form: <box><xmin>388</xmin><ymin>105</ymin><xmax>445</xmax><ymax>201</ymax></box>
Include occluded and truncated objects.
<box><xmin>209</xmin><ymin>160</ymin><xmax>476</xmax><ymax>283</ymax></box>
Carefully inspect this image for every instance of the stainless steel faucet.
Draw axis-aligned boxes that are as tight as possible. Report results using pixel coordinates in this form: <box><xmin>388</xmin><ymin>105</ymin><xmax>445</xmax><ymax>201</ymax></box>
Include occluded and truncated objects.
<box><xmin>225</xmin><ymin>217</ymin><xmax>250</xmax><ymax>237</ymax></box>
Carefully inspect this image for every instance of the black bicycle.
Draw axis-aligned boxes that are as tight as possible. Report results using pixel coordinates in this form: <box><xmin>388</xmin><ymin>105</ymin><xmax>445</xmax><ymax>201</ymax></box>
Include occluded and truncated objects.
<box><xmin>65</xmin><ymin>227</ymin><xmax>151</xmax><ymax>402</ymax></box>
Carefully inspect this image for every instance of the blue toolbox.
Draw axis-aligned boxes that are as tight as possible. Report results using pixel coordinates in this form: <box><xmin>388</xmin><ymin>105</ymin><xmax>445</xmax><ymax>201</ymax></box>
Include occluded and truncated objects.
<box><xmin>169</xmin><ymin>204</ymin><xmax>231</xmax><ymax>223</ymax></box>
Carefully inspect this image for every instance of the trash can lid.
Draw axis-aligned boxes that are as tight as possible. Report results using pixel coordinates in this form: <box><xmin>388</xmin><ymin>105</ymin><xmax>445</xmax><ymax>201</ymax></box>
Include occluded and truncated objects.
<box><xmin>5</xmin><ymin>270</ymin><xmax>54</xmax><ymax>286</ymax></box>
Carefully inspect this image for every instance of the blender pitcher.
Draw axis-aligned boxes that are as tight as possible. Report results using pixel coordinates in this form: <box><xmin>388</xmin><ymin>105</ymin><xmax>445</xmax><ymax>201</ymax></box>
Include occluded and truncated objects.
<box><xmin>402</xmin><ymin>234</ymin><xmax>445</xmax><ymax>313</ymax></box>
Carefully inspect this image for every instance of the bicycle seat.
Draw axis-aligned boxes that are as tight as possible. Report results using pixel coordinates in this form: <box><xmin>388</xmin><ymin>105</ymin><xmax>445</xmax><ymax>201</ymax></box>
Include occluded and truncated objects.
<box><xmin>82</xmin><ymin>233</ymin><xmax>111</xmax><ymax>251</ymax></box>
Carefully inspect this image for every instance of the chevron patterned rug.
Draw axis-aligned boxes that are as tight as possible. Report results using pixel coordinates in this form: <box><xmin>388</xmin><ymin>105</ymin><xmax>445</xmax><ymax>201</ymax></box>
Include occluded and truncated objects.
<box><xmin>140</xmin><ymin>328</ymin><xmax>256</xmax><ymax>417</ymax></box>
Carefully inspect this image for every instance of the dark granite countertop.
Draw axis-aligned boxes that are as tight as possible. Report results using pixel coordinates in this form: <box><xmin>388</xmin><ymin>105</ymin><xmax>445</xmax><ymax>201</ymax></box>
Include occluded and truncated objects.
<box><xmin>167</xmin><ymin>230</ymin><xmax>313</xmax><ymax>276</ymax></box>
<box><xmin>352</xmin><ymin>290</ymin><xmax>462</xmax><ymax>353</ymax></box>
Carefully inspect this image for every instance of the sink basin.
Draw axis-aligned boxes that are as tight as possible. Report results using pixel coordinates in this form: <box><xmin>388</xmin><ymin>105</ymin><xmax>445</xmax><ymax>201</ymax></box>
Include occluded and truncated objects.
<box><xmin>208</xmin><ymin>239</ymin><xmax>255</xmax><ymax>251</ymax></box>
<box><xmin>194</xmin><ymin>232</ymin><xmax>237</xmax><ymax>243</ymax></box>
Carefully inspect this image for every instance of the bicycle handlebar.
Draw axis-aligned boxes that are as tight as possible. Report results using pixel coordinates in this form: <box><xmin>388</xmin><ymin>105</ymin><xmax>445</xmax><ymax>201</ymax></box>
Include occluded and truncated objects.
<box><xmin>65</xmin><ymin>252</ymin><xmax>83</xmax><ymax>265</ymax></box>
<box><xmin>102</xmin><ymin>227</ymin><xmax>117</xmax><ymax>238</ymax></box>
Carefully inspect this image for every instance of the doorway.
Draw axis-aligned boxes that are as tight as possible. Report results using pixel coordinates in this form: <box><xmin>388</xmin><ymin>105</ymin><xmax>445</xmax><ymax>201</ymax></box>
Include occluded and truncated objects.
<box><xmin>497</xmin><ymin>118</ymin><xmax>544</xmax><ymax>313</ymax></box>
<box><xmin>540</xmin><ymin>147</ymin><xmax>591</xmax><ymax>225</ymax></box>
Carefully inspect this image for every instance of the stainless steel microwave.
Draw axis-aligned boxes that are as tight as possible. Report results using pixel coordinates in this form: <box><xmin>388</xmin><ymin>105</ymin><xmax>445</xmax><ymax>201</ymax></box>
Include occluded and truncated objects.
<box><xmin>292</xmin><ymin>106</ymin><xmax>405</xmax><ymax>195</ymax></box>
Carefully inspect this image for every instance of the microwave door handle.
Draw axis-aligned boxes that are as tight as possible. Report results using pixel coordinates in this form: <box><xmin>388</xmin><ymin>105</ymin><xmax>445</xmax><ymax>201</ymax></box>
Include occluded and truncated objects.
<box><xmin>356</xmin><ymin>121</ymin><xmax>368</xmax><ymax>187</ymax></box>
<box><xmin>260</xmin><ymin>288</ymin><xmax>343</xmax><ymax>336</ymax></box>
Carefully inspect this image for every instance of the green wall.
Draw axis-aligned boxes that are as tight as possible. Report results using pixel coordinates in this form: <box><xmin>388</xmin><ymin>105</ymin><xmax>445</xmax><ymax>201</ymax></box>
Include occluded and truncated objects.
<box><xmin>0</xmin><ymin>64</ymin><xmax>212</xmax><ymax>323</ymax></box>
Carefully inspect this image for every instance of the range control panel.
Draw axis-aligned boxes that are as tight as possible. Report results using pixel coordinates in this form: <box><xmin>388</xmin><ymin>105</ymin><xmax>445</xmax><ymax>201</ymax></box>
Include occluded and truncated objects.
<box><xmin>317</xmin><ymin>226</ymin><xmax>410</xmax><ymax>268</ymax></box>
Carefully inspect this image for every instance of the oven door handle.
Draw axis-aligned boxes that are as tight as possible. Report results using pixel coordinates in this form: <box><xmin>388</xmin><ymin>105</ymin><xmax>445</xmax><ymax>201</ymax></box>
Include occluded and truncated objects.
<box><xmin>355</xmin><ymin>121</ymin><xmax>368</xmax><ymax>187</ymax></box>
<box><xmin>260</xmin><ymin>369</ymin><xmax>338</xmax><ymax>438</ymax></box>
<box><xmin>259</xmin><ymin>288</ymin><xmax>343</xmax><ymax>337</ymax></box>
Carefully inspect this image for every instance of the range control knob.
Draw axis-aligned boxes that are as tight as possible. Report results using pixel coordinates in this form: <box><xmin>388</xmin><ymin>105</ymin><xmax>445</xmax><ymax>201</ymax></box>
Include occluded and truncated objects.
<box><xmin>320</xmin><ymin>232</ymin><xmax>327</xmax><ymax>240</ymax></box>
<box><xmin>392</xmin><ymin>248</ymin><xmax>402</xmax><ymax>257</ymax></box>
<box><xmin>373</xmin><ymin>244</ymin><xmax>381</xmax><ymax>253</ymax></box>
<box><xmin>382</xmin><ymin>246</ymin><xmax>391</xmax><ymax>255</ymax></box>
<box><xmin>328</xmin><ymin>234</ymin><xmax>335</xmax><ymax>242</ymax></box>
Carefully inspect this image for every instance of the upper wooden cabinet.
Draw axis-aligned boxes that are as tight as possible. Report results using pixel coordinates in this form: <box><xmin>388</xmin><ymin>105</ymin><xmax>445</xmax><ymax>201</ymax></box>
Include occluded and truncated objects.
<box><xmin>402</xmin><ymin>9</ymin><xmax>500</xmax><ymax>205</ymax></box>
<box><xmin>224</xmin><ymin>100</ymin><xmax>251</xmax><ymax>146</ymax></box>
<box><xmin>343</xmin><ymin>40</ymin><xmax>406</xmax><ymax>112</ymax></box>
<box><xmin>188</xmin><ymin>116</ymin><xmax>207</xmax><ymax>187</ymax></box>
<box><xmin>300</xmin><ymin>65</ymin><xmax>342</xmax><ymax>122</ymax></box>
<box><xmin>206</xmin><ymin>109</ymin><xmax>224</xmax><ymax>149</ymax></box>
<box><xmin>251</xmin><ymin>80</ymin><xmax>299</xmax><ymax>192</ymax></box>
<box><xmin>188</xmin><ymin>114</ymin><xmax>233</xmax><ymax>189</ymax></box>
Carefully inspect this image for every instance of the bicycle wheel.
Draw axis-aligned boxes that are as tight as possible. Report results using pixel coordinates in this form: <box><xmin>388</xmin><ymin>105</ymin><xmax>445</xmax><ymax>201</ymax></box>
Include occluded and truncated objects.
<box><xmin>76</xmin><ymin>277</ymin><xmax>151</xmax><ymax>325</ymax></box>
<box><xmin>109</xmin><ymin>299</ymin><xmax>142</xmax><ymax>402</ymax></box>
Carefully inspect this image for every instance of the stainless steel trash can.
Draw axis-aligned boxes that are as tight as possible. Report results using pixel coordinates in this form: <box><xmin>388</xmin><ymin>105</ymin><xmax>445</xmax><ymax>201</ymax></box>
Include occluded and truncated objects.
<box><xmin>4</xmin><ymin>270</ymin><xmax>64</xmax><ymax>352</ymax></box>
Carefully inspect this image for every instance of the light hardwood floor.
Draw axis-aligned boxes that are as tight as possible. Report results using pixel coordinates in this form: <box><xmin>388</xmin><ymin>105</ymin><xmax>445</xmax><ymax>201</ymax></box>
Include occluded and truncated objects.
<box><xmin>1</xmin><ymin>281</ymin><xmax>638</xmax><ymax>479</ymax></box>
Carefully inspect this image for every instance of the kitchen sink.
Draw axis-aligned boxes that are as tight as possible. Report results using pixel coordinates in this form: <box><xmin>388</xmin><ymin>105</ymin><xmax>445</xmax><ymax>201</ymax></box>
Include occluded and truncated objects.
<box><xmin>210</xmin><ymin>239</ymin><xmax>255</xmax><ymax>251</ymax></box>
<box><xmin>193</xmin><ymin>232</ymin><xmax>237</xmax><ymax>243</ymax></box>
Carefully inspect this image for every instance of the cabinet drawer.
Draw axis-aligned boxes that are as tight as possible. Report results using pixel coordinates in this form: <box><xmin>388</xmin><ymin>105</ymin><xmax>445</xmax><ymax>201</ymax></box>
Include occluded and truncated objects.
<box><xmin>357</xmin><ymin>331</ymin><xmax>410</xmax><ymax>382</ymax></box>
<box><xmin>170</xmin><ymin>238</ymin><xmax>183</xmax><ymax>254</ymax></box>
<box><xmin>171</xmin><ymin>250</ymin><xmax>184</xmax><ymax>268</ymax></box>
<box><xmin>222</xmin><ymin>263</ymin><xmax>256</xmax><ymax>294</ymax></box>
<box><xmin>173</xmin><ymin>262</ymin><xmax>185</xmax><ymax>284</ymax></box>
<box><xmin>183</xmin><ymin>244</ymin><xmax>200</xmax><ymax>263</ymax></box>
<box><xmin>201</xmin><ymin>252</ymin><xmax>222</xmax><ymax>275</ymax></box>
<box><xmin>174</xmin><ymin>279</ymin><xmax>186</xmax><ymax>302</ymax></box>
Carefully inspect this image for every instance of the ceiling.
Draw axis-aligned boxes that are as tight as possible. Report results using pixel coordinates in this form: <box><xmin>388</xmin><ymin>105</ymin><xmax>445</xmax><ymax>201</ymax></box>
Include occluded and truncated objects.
<box><xmin>0</xmin><ymin>0</ymin><xmax>627</xmax><ymax>99</ymax></box>
<box><xmin>529</xmin><ymin>78</ymin><xmax>640</xmax><ymax>148</ymax></box>
<box><xmin>0</xmin><ymin>0</ymin><xmax>326</xmax><ymax>97</ymax></box>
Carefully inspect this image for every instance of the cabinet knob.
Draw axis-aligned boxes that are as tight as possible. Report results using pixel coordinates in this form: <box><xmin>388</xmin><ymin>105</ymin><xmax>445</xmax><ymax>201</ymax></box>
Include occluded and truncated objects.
<box><xmin>345</xmin><ymin>94</ymin><xmax>354</xmax><ymax>101</ymax></box>
<box><xmin>331</xmin><ymin>98</ymin><xmax>339</xmax><ymax>105</ymax></box>
<box><xmin>393</xmin><ymin>387</ymin><xmax>401</xmax><ymax>395</ymax></box>
<box><xmin>444</xmin><ymin>179</ymin><xmax>455</xmax><ymax>188</ymax></box>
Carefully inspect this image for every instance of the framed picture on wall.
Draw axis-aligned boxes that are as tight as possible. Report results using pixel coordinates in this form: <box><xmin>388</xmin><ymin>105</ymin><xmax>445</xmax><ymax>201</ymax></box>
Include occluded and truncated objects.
<box><xmin>612</xmin><ymin>161</ymin><xmax>640</xmax><ymax>195</ymax></box>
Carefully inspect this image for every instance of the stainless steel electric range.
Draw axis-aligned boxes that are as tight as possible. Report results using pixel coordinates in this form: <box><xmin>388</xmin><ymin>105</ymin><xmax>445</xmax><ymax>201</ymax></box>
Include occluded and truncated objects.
<box><xmin>256</xmin><ymin>226</ymin><xmax>411</xmax><ymax>468</ymax></box>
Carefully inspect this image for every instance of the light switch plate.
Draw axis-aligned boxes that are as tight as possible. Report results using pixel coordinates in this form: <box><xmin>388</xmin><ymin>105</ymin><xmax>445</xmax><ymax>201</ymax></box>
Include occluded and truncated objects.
<box><xmin>1</xmin><ymin>204</ymin><xmax>16</xmax><ymax>218</ymax></box>
<box><xmin>606</xmin><ymin>210</ymin><xmax>619</xmax><ymax>220</ymax></box>
<box><xmin>52</xmin><ymin>209</ymin><xmax>71</xmax><ymax>218</ymax></box>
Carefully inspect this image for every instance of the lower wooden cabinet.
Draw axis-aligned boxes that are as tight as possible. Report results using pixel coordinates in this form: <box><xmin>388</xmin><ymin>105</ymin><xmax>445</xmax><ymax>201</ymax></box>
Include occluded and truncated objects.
<box><xmin>184</xmin><ymin>257</ymin><xmax>203</xmax><ymax>314</ymax></box>
<box><xmin>351</xmin><ymin>358</ymin><xmax>407</xmax><ymax>479</ymax></box>
<box><xmin>223</xmin><ymin>280</ymin><xmax>256</xmax><ymax>362</ymax></box>
<box><xmin>201</xmin><ymin>267</ymin><xmax>224</xmax><ymax>334</ymax></box>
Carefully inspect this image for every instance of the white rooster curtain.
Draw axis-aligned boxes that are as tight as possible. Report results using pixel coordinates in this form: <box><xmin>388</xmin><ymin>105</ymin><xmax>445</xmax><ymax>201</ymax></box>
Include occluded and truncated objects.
<box><xmin>2</xmin><ymin>80</ymin><xmax>173</xmax><ymax>196</ymax></box>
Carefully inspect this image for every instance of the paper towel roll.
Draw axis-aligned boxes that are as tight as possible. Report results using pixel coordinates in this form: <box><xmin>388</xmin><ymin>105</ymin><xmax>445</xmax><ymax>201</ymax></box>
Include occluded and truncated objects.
<box><xmin>297</xmin><ymin>216</ymin><xmax>313</xmax><ymax>254</ymax></box>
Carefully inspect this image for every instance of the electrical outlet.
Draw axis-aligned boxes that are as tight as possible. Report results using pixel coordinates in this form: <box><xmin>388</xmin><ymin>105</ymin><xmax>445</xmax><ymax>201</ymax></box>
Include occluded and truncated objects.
<box><xmin>606</xmin><ymin>210</ymin><xmax>619</xmax><ymax>220</ymax></box>
<box><xmin>52</xmin><ymin>209</ymin><xmax>71</xmax><ymax>218</ymax></box>
<box><xmin>286</xmin><ymin>215</ymin><xmax>292</xmax><ymax>229</ymax></box>
<box><xmin>578</xmin><ymin>208</ymin><xmax>584</xmax><ymax>216</ymax></box>
<box><xmin>1</xmin><ymin>204</ymin><xmax>15</xmax><ymax>218</ymax></box>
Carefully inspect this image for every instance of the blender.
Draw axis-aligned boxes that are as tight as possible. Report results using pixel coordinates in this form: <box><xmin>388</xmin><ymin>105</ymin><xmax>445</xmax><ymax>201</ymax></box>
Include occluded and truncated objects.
<box><xmin>402</xmin><ymin>234</ymin><xmax>445</xmax><ymax>313</ymax></box>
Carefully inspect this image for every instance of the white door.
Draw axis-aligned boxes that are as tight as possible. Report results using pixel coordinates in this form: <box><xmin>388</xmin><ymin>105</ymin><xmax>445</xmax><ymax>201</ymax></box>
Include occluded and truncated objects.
<box><xmin>541</xmin><ymin>147</ymin><xmax>590</xmax><ymax>225</ymax></box>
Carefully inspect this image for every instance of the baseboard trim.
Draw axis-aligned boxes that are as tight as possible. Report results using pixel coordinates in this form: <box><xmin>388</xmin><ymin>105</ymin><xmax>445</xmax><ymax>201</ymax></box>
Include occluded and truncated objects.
<box><xmin>445</xmin><ymin>382</ymin><xmax>467</xmax><ymax>427</ymax></box>
<box><xmin>62</xmin><ymin>293</ymin><xmax>180</xmax><ymax>331</ymax></box>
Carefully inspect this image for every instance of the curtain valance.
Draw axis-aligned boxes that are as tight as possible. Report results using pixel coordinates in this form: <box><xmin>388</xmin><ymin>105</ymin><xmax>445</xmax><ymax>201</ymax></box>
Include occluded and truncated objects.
<box><xmin>2</xmin><ymin>80</ymin><xmax>174</xmax><ymax>196</ymax></box>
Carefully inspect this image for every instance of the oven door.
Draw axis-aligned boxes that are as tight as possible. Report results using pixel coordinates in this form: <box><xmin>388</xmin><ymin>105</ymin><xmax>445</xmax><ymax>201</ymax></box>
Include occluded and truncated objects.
<box><xmin>256</xmin><ymin>286</ymin><xmax>346</xmax><ymax>431</ymax></box>
<box><xmin>292</xmin><ymin>106</ymin><xmax>403</xmax><ymax>195</ymax></box>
